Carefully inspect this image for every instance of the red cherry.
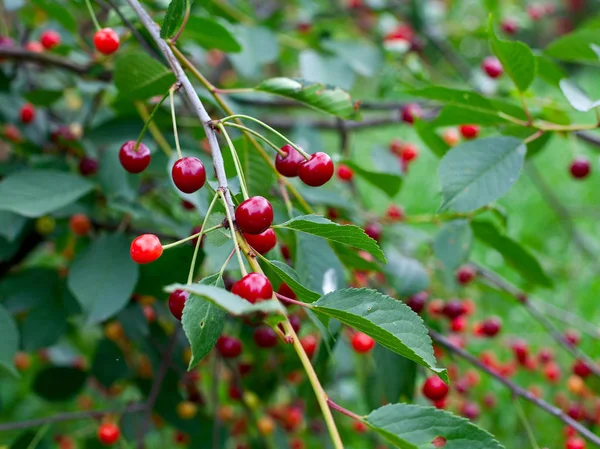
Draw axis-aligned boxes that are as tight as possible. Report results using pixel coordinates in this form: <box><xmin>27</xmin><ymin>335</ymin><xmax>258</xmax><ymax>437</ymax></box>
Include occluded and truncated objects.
<box><xmin>25</xmin><ymin>41</ymin><xmax>44</xmax><ymax>53</ymax></box>
<box><xmin>572</xmin><ymin>359</ymin><xmax>592</xmax><ymax>378</ymax></box>
<box><xmin>406</xmin><ymin>291</ymin><xmax>428</xmax><ymax>314</ymax></box>
<box><xmin>216</xmin><ymin>336</ymin><xmax>242</xmax><ymax>358</ymax></box>
<box><xmin>389</xmin><ymin>138</ymin><xmax>403</xmax><ymax>155</ymax></box>
<box><xmin>168</xmin><ymin>290</ymin><xmax>189</xmax><ymax>321</ymax></box>
<box><xmin>451</xmin><ymin>316</ymin><xmax>467</xmax><ymax>333</ymax></box>
<box><xmin>459</xmin><ymin>125</ymin><xmax>480</xmax><ymax>140</ymax></box>
<box><xmin>130</xmin><ymin>234</ymin><xmax>163</xmax><ymax>264</ymax></box>
<box><xmin>482</xmin><ymin>56</ymin><xmax>503</xmax><ymax>79</ymax></box>
<box><xmin>401</xmin><ymin>103</ymin><xmax>422</xmax><ymax>124</ymax></box>
<box><xmin>94</xmin><ymin>28</ymin><xmax>120</xmax><ymax>55</ymax></box>
<box><xmin>40</xmin><ymin>30</ymin><xmax>61</xmax><ymax>50</ymax></box>
<box><xmin>527</xmin><ymin>3</ymin><xmax>545</xmax><ymax>20</ymax></box>
<box><xmin>277</xmin><ymin>282</ymin><xmax>297</xmax><ymax>301</ymax></box>
<box><xmin>181</xmin><ymin>200</ymin><xmax>195</xmax><ymax>210</ymax></box>
<box><xmin>337</xmin><ymin>164</ymin><xmax>354</xmax><ymax>181</ymax></box>
<box><xmin>244</xmin><ymin>229</ymin><xmax>276</xmax><ymax>255</ymax></box>
<box><xmin>400</xmin><ymin>143</ymin><xmax>419</xmax><ymax>163</ymax></box>
<box><xmin>422</xmin><ymin>376</ymin><xmax>449</xmax><ymax>401</ymax></box>
<box><xmin>386</xmin><ymin>204</ymin><xmax>405</xmax><ymax>221</ymax></box>
<box><xmin>442</xmin><ymin>300</ymin><xmax>466</xmax><ymax>319</ymax></box>
<box><xmin>456</xmin><ymin>266</ymin><xmax>476</xmax><ymax>285</ymax></box>
<box><xmin>565</xmin><ymin>329</ymin><xmax>580</xmax><ymax>346</ymax></box>
<box><xmin>501</xmin><ymin>18</ymin><xmax>518</xmax><ymax>35</ymax></box>
<box><xmin>300</xmin><ymin>335</ymin><xmax>317</xmax><ymax>358</ymax></box>
<box><xmin>70</xmin><ymin>214</ymin><xmax>92</xmax><ymax>236</ymax></box>
<box><xmin>364</xmin><ymin>222</ymin><xmax>382</xmax><ymax>242</ymax></box>
<box><xmin>511</xmin><ymin>340</ymin><xmax>529</xmax><ymax>365</ymax></box>
<box><xmin>253</xmin><ymin>327</ymin><xmax>278</xmax><ymax>348</ymax></box>
<box><xmin>544</xmin><ymin>362</ymin><xmax>561</xmax><ymax>383</ymax></box>
<box><xmin>567</xmin><ymin>403</ymin><xmax>586</xmax><ymax>421</ymax></box>
<box><xmin>351</xmin><ymin>332</ymin><xmax>375</xmax><ymax>353</ymax></box>
<box><xmin>235</xmin><ymin>196</ymin><xmax>273</xmax><ymax>235</ymax></box>
<box><xmin>353</xmin><ymin>421</ymin><xmax>368</xmax><ymax>434</ymax></box>
<box><xmin>537</xmin><ymin>348</ymin><xmax>553</xmax><ymax>364</ymax></box>
<box><xmin>20</xmin><ymin>103</ymin><xmax>35</xmax><ymax>124</ymax></box>
<box><xmin>566</xmin><ymin>437</ymin><xmax>586</xmax><ymax>449</ymax></box>
<box><xmin>275</xmin><ymin>144</ymin><xmax>305</xmax><ymax>177</ymax></box>
<box><xmin>298</xmin><ymin>152</ymin><xmax>334</xmax><ymax>187</ymax></box>
<box><xmin>481</xmin><ymin>317</ymin><xmax>502</xmax><ymax>337</ymax></box>
<box><xmin>460</xmin><ymin>401</ymin><xmax>480</xmax><ymax>420</ymax></box>
<box><xmin>119</xmin><ymin>141</ymin><xmax>151</xmax><ymax>174</ymax></box>
<box><xmin>79</xmin><ymin>157</ymin><xmax>98</xmax><ymax>176</ymax></box>
<box><xmin>232</xmin><ymin>273</ymin><xmax>273</xmax><ymax>304</ymax></box>
<box><xmin>570</xmin><ymin>158</ymin><xmax>590</xmax><ymax>179</ymax></box>
<box><xmin>97</xmin><ymin>423</ymin><xmax>120</xmax><ymax>445</ymax></box>
<box><xmin>172</xmin><ymin>157</ymin><xmax>206</xmax><ymax>193</ymax></box>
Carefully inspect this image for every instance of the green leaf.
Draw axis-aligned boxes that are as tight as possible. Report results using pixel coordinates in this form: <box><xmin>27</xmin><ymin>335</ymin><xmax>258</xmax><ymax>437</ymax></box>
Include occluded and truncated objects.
<box><xmin>21</xmin><ymin>299</ymin><xmax>67</xmax><ymax>351</ymax></box>
<box><xmin>431</xmin><ymin>105</ymin><xmax>511</xmax><ymax>127</ymax></box>
<box><xmin>0</xmin><ymin>211</ymin><xmax>27</xmax><ymax>241</ymax></box>
<box><xmin>257</xmin><ymin>257</ymin><xmax>321</xmax><ymax>303</ymax></box>
<box><xmin>559</xmin><ymin>79</ymin><xmax>600</xmax><ymax>112</ymax></box>
<box><xmin>414</xmin><ymin>119</ymin><xmax>450</xmax><ymax>158</ymax></box>
<box><xmin>229</xmin><ymin>25</ymin><xmax>279</xmax><ymax>77</ymax></box>
<box><xmin>367</xmin><ymin>347</ymin><xmax>417</xmax><ymax>410</ymax></box>
<box><xmin>471</xmin><ymin>221</ymin><xmax>552</xmax><ymax>287</ymax></box>
<box><xmin>340</xmin><ymin>160</ymin><xmax>402</xmax><ymax>197</ymax></box>
<box><xmin>438</xmin><ymin>136</ymin><xmax>526</xmax><ymax>212</ymax></box>
<box><xmin>433</xmin><ymin>220</ymin><xmax>473</xmax><ymax>271</ymax></box>
<box><xmin>488</xmin><ymin>16</ymin><xmax>536</xmax><ymax>92</ymax></box>
<box><xmin>33</xmin><ymin>0</ymin><xmax>76</xmax><ymax>31</ymax></box>
<box><xmin>0</xmin><ymin>268</ymin><xmax>60</xmax><ymax>313</ymax></box>
<box><xmin>114</xmin><ymin>53</ymin><xmax>176</xmax><ymax>100</ymax></box>
<box><xmin>322</xmin><ymin>40</ymin><xmax>383</xmax><ymax>77</ymax></box>
<box><xmin>33</xmin><ymin>366</ymin><xmax>87</xmax><ymax>402</ymax></box>
<box><xmin>23</xmin><ymin>89</ymin><xmax>62</xmax><ymax>106</ymax></box>
<box><xmin>255</xmin><ymin>77</ymin><xmax>360</xmax><ymax>121</ymax></box>
<box><xmin>535</xmin><ymin>54</ymin><xmax>567</xmax><ymax>87</ymax></box>
<box><xmin>0</xmin><ymin>304</ymin><xmax>18</xmax><ymax>377</ymax></box>
<box><xmin>299</xmin><ymin>50</ymin><xmax>355</xmax><ymax>91</ymax></box>
<box><xmin>313</xmin><ymin>288</ymin><xmax>446</xmax><ymax>380</ymax></box>
<box><xmin>240</xmin><ymin>136</ymin><xmax>275</xmax><ymax>197</ymax></box>
<box><xmin>68</xmin><ymin>234</ymin><xmax>140</xmax><ymax>324</ymax></box>
<box><xmin>274</xmin><ymin>215</ymin><xmax>386</xmax><ymax>263</ymax></box>
<box><xmin>296</xmin><ymin>233</ymin><xmax>346</xmax><ymax>294</ymax></box>
<box><xmin>182</xmin><ymin>274</ymin><xmax>227</xmax><ymax>369</ymax></box>
<box><xmin>384</xmin><ymin>248</ymin><xmax>429</xmax><ymax>296</ymax></box>
<box><xmin>92</xmin><ymin>339</ymin><xmax>130</xmax><ymax>387</ymax></box>
<box><xmin>160</xmin><ymin>0</ymin><xmax>187</xmax><ymax>39</ymax></box>
<box><xmin>500</xmin><ymin>126</ymin><xmax>553</xmax><ymax>159</ymax></box>
<box><xmin>366</xmin><ymin>403</ymin><xmax>505</xmax><ymax>449</ymax></box>
<box><xmin>0</xmin><ymin>170</ymin><xmax>93</xmax><ymax>218</ymax></box>
<box><xmin>136</xmin><ymin>244</ymin><xmax>194</xmax><ymax>298</ymax></box>
<box><xmin>181</xmin><ymin>17</ymin><xmax>242</xmax><ymax>52</ymax></box>
<box><xmin>545</xmin><ymin>29</ymin><xmax>600</xmax><ymax>63</ymax></box>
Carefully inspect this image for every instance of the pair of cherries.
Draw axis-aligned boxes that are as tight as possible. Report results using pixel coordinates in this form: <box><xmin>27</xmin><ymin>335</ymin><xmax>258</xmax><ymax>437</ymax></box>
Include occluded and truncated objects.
<box><xmin>275</xmin><ymin>145</ymin><xmax>334</xmax><ymax>187</ymax></box>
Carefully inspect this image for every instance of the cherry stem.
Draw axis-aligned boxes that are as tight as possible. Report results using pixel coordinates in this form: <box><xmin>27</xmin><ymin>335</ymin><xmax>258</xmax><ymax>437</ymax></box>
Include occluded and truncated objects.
<box><xmin>134</xmin><ymin>90</ymin><xmax>170</xmax><ymax>152</ymax></box>
<box><xmin>223</xmin><ymin>122</ymin><xmax>287</xmax><ymax>157</ymax></box>
<box><xmin>84</xmin><ymin>0</ymin><xmax>102</xmax><ymax>32</ymax></box>
<box><xmin>218</xmin><ymin>189</ymin><xmax>248</xmax><ymax>276</ymax></box>
<box><xmin>213</xmin><ymin>87</ymin><xmax>255</xmax><ymax>94</ymax></box>
<box><xmin>133</xmin><ymin>101</ymin><xmax>172</xmax><ymax>156</ymax></box>
<box><xmin>220</xmin><ymin>114</ymin><xmax>311</xmax><ymax>160</ymax></box>
<box><xmin>273</xmin><ymin>325</ymin><xmax>292</xmax><ymax>344</ymax></box>
<box><xmin>274</xmin><ymin>292</ymin><xmax>312</xmax><ymax>309</ymax></box>
<box><xmin>217</xmin><ymin>123</ymin><xmax>249</xmax><ymax>200</ymax></box>
<box><xmin>169</xmin><ymin>0</ymin><xmax>190</xmax><ymax>43</ymax></box>
<box><xmin>169</xmin><ymin>86</ymin><xmax>183</xmax><ymax>160</ymax></box>
<box><xmin>218</xmin><ymin>249</ymin><xmax>236</xmax><ymax>277</ymax></box>
<box><xmin>524</xmin><ymin>130</ymin><xmax>544</xmax><ymax>145</ymax></box>
<box><xmin>278</xmin><ymin>180</ymin><xmax>293</xmax><ymax>218</ymax></box>
<box><xmin>161</xmin><ymin>223</ymin><xmax>223</xmax><ymax>250</ymax></box>
<box><xmin>187</xmin><ymin>192</ymin><xmax>220</xmax><ymax>284</ymax></box>
<box><xmin>327</xmin><ymin>399</ymin><xmax>365</xmax><ymax>422</ymax></box>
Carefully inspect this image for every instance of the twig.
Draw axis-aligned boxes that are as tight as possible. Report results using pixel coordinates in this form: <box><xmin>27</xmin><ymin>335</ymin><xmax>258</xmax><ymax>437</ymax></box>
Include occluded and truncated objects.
<box><xmin>230</xmin><ymin>96</ymin><xmax>409</xmax><ymax>111</ymax></box>
<box><xmin>257</xmin><ymin>115</ymin><xmax>402</xmax><ymax>131</ymax></box>
<box><xmin>575</xmin><ymin>131</ymin><xmax>600</xmax><ymax>150</ymax></box>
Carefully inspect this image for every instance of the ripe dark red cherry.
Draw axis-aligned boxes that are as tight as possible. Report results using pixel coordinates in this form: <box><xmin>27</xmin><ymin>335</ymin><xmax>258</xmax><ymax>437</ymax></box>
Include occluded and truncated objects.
<box><xmin>119</xmin><ymin>141</ymin><xmax>151</xmax><ymax>174</ymax></box>
<box><xmin>79</xmin><ymin>157</ymin><xmax>98</xmax><ymax>176</ymax></box>
<box><xmin>511</xmin><ymin>340</ymin><xmax>529</xmax><ymax>365</ymax></box>
<box><xmin>337</xmin><ymin>164</ymin><xmax>354</xmax><ymax>181</ymax></box>
<box><xmin>400</xmin><ymin>143</ymin><xmax>419</xmax><ymax>163</ymax></box>
<box><xmin>481</xmin><ymin>317</ymin><xmax>502</xmax><ymax>337</ymax></box>
<box><xmin>456</xmin><ymin>266</ymin><xmax>476</xmax><ymax>285</ymax></box>
<box><xmin>461</xmin><ymin>401</ymin><xmax>480</xmax><ymax>420</ymax></box>
<box><xmin>364</xmin><ymin>222</ymin><xmax>382</xmax><ymax>242</ymax></box>
<box><xmin>97</xmin><ymin>423</ymin><xmax>120</xmax><ymax>445</ymax></box>
<box><xmin>277</xmin><ymin>282</ymin><xmax>297</xmax><ymax>301</ymax></box>
<box><xmin>253</xmin><ymin>327</ymin><xmax>278</xmax><ymax>348</ymax></box>
<box><xmin>20</xmin><ymin>103</ymin><xmax>35</xmax><ymax>123</ymax></box>
<box><xmin>300</xmin><ymin>335</ymin><xmax>317</xmax><ymax>358</ymax></box>
<box><xmin>351</xmin><ymin>332</ymin><xmax>375</xmax><ymax>353</ymax></box>
<box><xmin>216</xmin><ymin>336</ymin><xmax>242</xmax><ymax>358</ymax></box>
<box><xmin>244</xmin><ymin>229</ymin><xmax>276</xmax><ymax>255</ymax></box>
<box><xmin>401</xmin><ymin>103</ymin><xmax>422</xmax><ymax>124</ymax></box>
<box><xmin>442</xmin><ymin>299</ymin><xmax>466</xmax><ymax>319</ymax></box>
<box><xmin>235</xmin><ymin>196</ymin><xmax>273</xmax><ymax>235</ymax></box>
<box><xmin>570</xmin><ymin>158</ymin><xmax>590</xmax><ymax>179</ymax></box>
<box><xmin>459</xmin><ymin>124</ymin><xmax>480</xmax><ymax>140</ymax></box>
<box><xmin>482</xmin><ymin>56</ymin><xmax>503</xmax><ymax>79</ymax></box>
<box><xmin>422</xmin><ymin>375</ymin><xmax>449</xmax><ymax>401</ymax></box>
<box><xmin>572</xmin><ymin>359</ymin><xmax>592</xmax><ymax>378</ymax></box>
<box><xmin>275</xmin><ymin>144</ymin><xmax>305</xmax><ymax>177</ymax></box>
<box><xmin>172</xmin><ymin>157</ymin><xmax>206</xmax><ymax>193</ymax></box>
<box><xmin>298</xmin><ymin>152</ymin><xmax>334</xmax><ymax>187</ymax></box>
<box><xmin>130</xmin><ymin>234</ymin><xmax>163</xmax><ymax>264</ymax></box>
<box><xmin>566</xmin><ymin>437</ymin><xmax>586</xmax><ymax>449</ymax></box>
<box><xmin>40</xmin><ymin>30</ymin><xmax>61</xmax><ymax>50</ymax></box>
<box><xmin>232</xmin><ymin>273</ymin><xmax>273</xmax><ymax>304</ymax></box>
<box><xmin>406</xmin><ymin>291</ymin><xmax>428</xmax><ymax>314</ymax></box>
<box><xmin>168</xmin><ymin>289</ymin><xmax>189</xmax><ymax>321</ymax></box>
<box><xmin>94</xmin><ymin>28</ymin><xmax>120</xmax><ymax>55</ymax></box>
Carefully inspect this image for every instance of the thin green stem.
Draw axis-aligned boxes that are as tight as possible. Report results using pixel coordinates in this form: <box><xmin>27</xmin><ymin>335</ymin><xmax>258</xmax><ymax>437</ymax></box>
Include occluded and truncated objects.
<box><xmin>135</xmin><ymin>90</ymin><xmax>170</xmax><ymax>151</ymax></box>
<box><xmin>218</xmin><ymin>190</ymin><xmax>247</xmax><ymax>276</ymax></box>
<box><xmin>170</xmin><ymin>0</ymin><xmax>191</xmax><ymax>43</ymax></box>
<box><xmin>224</xmin><ymin>122</ymin><xmax>286</xmax><ymax>157</ymax></box>
<box><xmin>217</xmin><ymin>123</ymin><xmax>249</xmax><ymax>200</ymax></box>
<box><xmin>26</xmin><ymin>424</ymin><xmax>50</xmax><ymax>449</ymax></box>
<box><xmin>220</xmin><ymin>114</ymin><xmax>311</xmax><ymax>159</ymax></box>
<box><xmin>214</xmin><ymin>87</ymin><xmax>255</xmax><ymax>94</ymax></box>
<box><xmin>84</xmin><ymin>0</ymin><xmax>102</xmax><ymax>31</ymax></box>
<box><xmin>278</xmin><ymin>180</ymin><xmax>293</xmax><ymax>218</ymax></box>
<box><xmin>187</xmin><ymin>192</ymin><xmax>220</xmax><ymax>284</ymax></box>
<box><xmin>514</xmin><ymin>398</ymin><xmax>540</xmax><ymax>449</ymax></box>
<box><xmin>170</xmin><ymin>86</ymin><xmax>183</xmax><ymax>160</ymax></box>
<box><xmin>218</xmin><ymin>249</ymin><xmax>236</xmax><ymax>276</ymax></box>
<box><xmin>520</xmin><ymin>93</ymin><xmax>533</xmax><ymax>125</ymax></box>
<box><xmin>133</xmin><ymin>101</ymin><xmax>172</xmax><ymax>156</ymax></box>
<box><xmin>162</xmin><ymin>223</ymin><xmax>223</xmax><ymax>250</ymax></box>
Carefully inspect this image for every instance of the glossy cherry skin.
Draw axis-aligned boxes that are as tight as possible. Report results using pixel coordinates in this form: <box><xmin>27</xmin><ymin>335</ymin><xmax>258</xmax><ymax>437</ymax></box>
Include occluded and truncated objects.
<box><xmin>421</xmin><ymin>375</ymin><xmax>449</xmax><ymax>401</ymax></box>
<box><xmin>300</xmin><ymin>335</ymin><xmax>318</xmax><ymax>358</ymax></box>
<box><xmin>481</xmin><ymin>317</ymin><xmax>502</xmax><ymax>337</ymax></box>
<box><xmin>119</xmin><ymin>141</ymin><xmax>151</xmax><ymax>174</ymax></box>
<box><xmin>400</xmin><ymin>143</ymin><xmax>419</xmax><ymax>163</ymax></box>
<box><xmin>130</xmin><ymin>234</ymin><xmax>163</xmax><ymax>264</ymax></box>
<box><xmin>511</xmin><ymin>340</ymin><xmax>529</xmax><ymax>365</ymax></box>
<box><xmin>298</xmin><ymin>152</ymin><xmax>334</xmax><ymax>187</ymax></box>
<box><xmin>168</xmin><ymin>289</ymin><xmax>189</xmax><ymax>321</ymax></box>
<box><xmin>94</xmin><ymin>28</ymin><xmax>120</xmax><ymax>55</ymax></box>
<box><xmin>456</xmin><ymin>266</ymin><xmax>475</xmax><ymax>285</ymax></box>
<box><xmin>97</xmin><ymin>423</ymin><xmax>120</xmax><ymax>445</ymax></box>
<box><xmin>442</xmin><ymin>299</ymin><xmax>466</xmax><ymax>319</ymax></box>
<box><xmin>401</xmin><ymin>103</ymin><xmax>422</xmax><ymax>124</ymax></box>
<box><xmin>79</xmin><ymin>157</ymin><xmax>98</xmax><ymax>176</ymax></box>
<box><xmin>172</xmin><ymin>157</ymin><xmax>206</xmax><ymax>193</ymax></box>
<box><xmin>459</xmin><ymin>124</ymin><xmax>480</xmax><ymax>140</ymax></box>
<box><xmin>566</xmin><ymin>437</ymin><xmax>586</xmax><ymax>449</ymax></box>
<box><xmin>275</xmin><ymin>145</ymin><xmax>305</xmax><ymax>177</ymax></box>
<box><xmin>351</xmin><ymin>332</ymin><xmax>375</xmax><ymax>353</ymax></box>
<box><xmin>482</xmin><ymin>56</ymin><xmax>503</xmax><ymax>78</ymax></box>
<box><xmin>253</xmin><ymin>327</ymin><xmax>278</xmax><ymax>348</ymax></box>
<box><xmin>216</xmin><ymin>336</ymin><xmax>242</xmax><ymax>358</ymax></box>
<box><xmin>235</xmin><ymin>196</ymin><xmax>273</xmax><ymax>235</ymax></box>
<box><xmin>232</xmin><ymin>273</ymin><xmax>273</xmax><ymax>304</ymax></box>
<box><xmin>337</xmin><ymin>164</ymin><xmax>354</xmax><ymax>181</ymax></box>
<box><xmin>570</xmin><ymin>158</ymin><xmax>590</xmax><ymax>179</ymax></box>
<box><xmin>20</xmin><ymin>103</ymin><xmax>35</xmax><ymax>123</ymax></box>
<box><xmin>40</xmin><ymin>30</ymin><xmax>61</xmax><ymax>49</ymax></box>
<box><xmin>244</xmin><ymin>228</ymin><xmax>276</xmax><ymax>255</ymax></box>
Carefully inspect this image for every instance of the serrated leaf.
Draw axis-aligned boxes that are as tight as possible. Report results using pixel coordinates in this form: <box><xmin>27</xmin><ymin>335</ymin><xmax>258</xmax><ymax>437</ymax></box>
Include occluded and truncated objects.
<box><xmin>489</xmin><ymin>17</ymin><xmax>536</xmax><ymax>92</ymax></box>
<box><xmin>181</xmin><ymin>16</ymin><xmax>241</xmax><ymax>52</ymax></box>
<box><xmin>433</xmin><ymin>220</ymin><xmax>473</xmax><ymax>271</ymax></box>
<box><xmin>114</xmin><ymin>53</ymin><xmax>176</xmax><ymax>100</ymax></box>
<box><xmin>312</xmin><ymin>288</ymin><xmax>446</xmax><ymax>380</ymax></box>
<box><xmin>384</xmin><ymin>248</ymin><xmax>429</xmax><ymax>296</ymax></box>
<box><xmin>366</xmin><ymin>403</ymin><xmax>505</xmax><ymax>449</ymax></box>
<box><xmin>414</xmin><ymin>119</ymin><xmax>450</xmax><ymax>158</ymax></box>
<box><xmin>33</xmin><ymin>367</ymin><xmax>87</xmax><ymax>401</ymax></box>
<box><xmin>256</xmin><ymin>77</ymin><xmax>360</xmax><ymax>120</ymax></box>
<box><xmin>559</xmin><ymin>79</ymin><xmax>600</xmax><ymax>112</ymax></box>
<box><xmin>0</xmin><ymin>170</ymin><xmax>93</xmax><ymax>218</ymax></box>
<box><xmin>341</xmin><ymin>160</ymin><xmax>402</xmax><ymax>197</ymax></box>
<box><xmin>160</xmin><ymin>0</ymin><xmax>187</xmax><ymax>39</ymax></box>
<box><xmin>545</xmin><ymin>29</ymin><xmax>600</xmax><ymax>63</ymax></box>
<box><xmin>274</xmin><ymin>214</ymin><xmax>386</xmax><ymax>263</ymax></box>
<box><xmin>438</xmin><ymin>136</ymin><xmax>525</xmax><ymax>212</ymax></box>
<box><xmin>0</xmin><ymin>304</ymin><xmax>18</xmax><ymax>377</ymax></box>
<box><xmin>256</xmin><ymin>257</ymin><xmax>321</xmax><ymax>303</ymax></box>
<box><xmin>471</xmin><ymin>221</ymin><xmax>552</xmax><ymax>287</ymax></box>
<box><xmin>182</xmin><ymin>274</ymin><xmax>227</xmax><ymax>369</ymax></box>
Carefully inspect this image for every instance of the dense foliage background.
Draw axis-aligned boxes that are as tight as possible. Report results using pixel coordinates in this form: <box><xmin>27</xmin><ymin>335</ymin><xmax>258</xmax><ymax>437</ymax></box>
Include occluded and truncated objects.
<box><xmin>2</xmin><ymin>0</ymin><xmax>600</xmax><ymax>448</ymax></box>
